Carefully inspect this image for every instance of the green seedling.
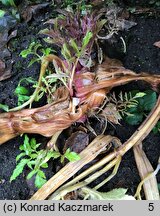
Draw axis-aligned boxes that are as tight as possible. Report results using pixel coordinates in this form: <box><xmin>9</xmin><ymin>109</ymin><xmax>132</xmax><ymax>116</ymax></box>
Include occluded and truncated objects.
<box><xmin>10</xmin><ymin>135</ymin><xmax>80</xmax><ymax>188</ymax></box>
<box><xmin>60</xmin><ymin>148</ymin><xmax>81</xmax><ymax>163</ymax></box>
<box><xmin>124</xmin><ymin>90</ymin><xmax>157</xmax><ymax>125</ymax></box>
<box><xmin>20</xmin><ymin>42</ymin><xmax>54</xmax><ymax>67</ymax></box>
<box><xmin>14</xmin><ymin>77</ymin><xmax>36</xmax><ymax>106</ymax></box>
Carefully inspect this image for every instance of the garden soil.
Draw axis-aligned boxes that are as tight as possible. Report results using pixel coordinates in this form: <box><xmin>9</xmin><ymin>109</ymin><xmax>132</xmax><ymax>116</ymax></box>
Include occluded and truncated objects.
<box><xmin>0</xmin><ymin>0</ymin><xmax>160</xmax><ymax>199</ymax></box>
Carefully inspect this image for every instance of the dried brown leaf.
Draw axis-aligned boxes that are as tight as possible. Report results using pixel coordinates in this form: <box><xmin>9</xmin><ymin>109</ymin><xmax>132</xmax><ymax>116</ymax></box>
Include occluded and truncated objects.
<box><xmin>154</xmin><ymin>41</ymin><xmax>160</xmax><ymax>48</ymax></box>
<box><xmin>63</xmin><ymin>131</ymin><xmax>89</xmax><ymax>154</ymax></box>
<box><xmin>0</xmin><ymin>59</ymin><xmax>12</xmax><ymax>81</ymax></box>
<box><xmin>101</xmin><ymin>103</ymin><xmax>121</xmax><ymax>124</ymax></box>
<box><xmin>21</xmin><ymin>3</ymin><xmax>49</xmax><ymax>22</ymax></box>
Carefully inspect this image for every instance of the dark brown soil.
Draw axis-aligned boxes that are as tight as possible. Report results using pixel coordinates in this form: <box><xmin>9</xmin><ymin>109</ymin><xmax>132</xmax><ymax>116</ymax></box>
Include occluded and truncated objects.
<box><xmin>0</xmin><ymin>0</ymin><xmax>159</xmax><ymax>199</ymax></box>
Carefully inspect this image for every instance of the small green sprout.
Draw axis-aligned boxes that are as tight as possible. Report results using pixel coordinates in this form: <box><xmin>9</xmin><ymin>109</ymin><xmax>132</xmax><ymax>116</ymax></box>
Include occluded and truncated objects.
<box><xmin>20</xmin><ymin>42</ymin><xmax>54</xmax><ymax>67</ymax></box>
<box><xmin>14</xmin><ymin>77</ymin><xmax>36</xmax><ymax>106</ymax></box>
<box><xmin>10</xmin><ymin>135</ymin><xmax>81</xmax><ymax>188</ymax></box>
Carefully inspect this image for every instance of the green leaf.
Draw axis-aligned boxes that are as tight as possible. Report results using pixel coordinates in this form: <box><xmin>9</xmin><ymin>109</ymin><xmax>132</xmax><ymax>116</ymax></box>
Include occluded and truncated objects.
<box><xmin>143</xmin><ymin>90</ymin><xmax>157</xmax><ymax>111</ymax></box>
<box><xmin>0</xmin><ymin>9</ymin><xmax>5</xmax><ymax>17</ymax></box>
<box><xmin>27</xmin><ymin>160</ymin><xmax>36</xmax><ymax>169</ymax></box>
<box><xmin>15</xmin><ymin>86</ymin><xmax>29</xmax><ymax>95</ymax></box>
<box><xmin>19</xmin><ymin>145</ymin><xmax>24</xmax><ymax>151</ymax></box>
<box><xmin>40</xmin><ymin>151</ymin><xmax>60</xmax><ymax>165</ymax></box>
<box><xmin>16</xmin><ymin>152</ymin><xmax>26</xmax><ymax>161</ymax></box>
<box><xmin>20</xmin><ymin>49</ymin><xmax>31</xmax><ymax>58</ymax></box>
<box><xmin>26</xmin><ymin>170</ymin><xmax>37</xmax><ymax>180</ymax></box>
<box><xmin>133</xmin><ymin>92</ymin><xmax>146</xmax><ymax>99</ymax></box>
<box><xmin>42</xmin><ymin>47</ymin><xmax>53</xmax><ymax>56</ymax></box>
<box><xmin>10</xmin><ymin>159</ymin><xmax>29</xmax><ymax>182</ymax></box>
<box><xmin>18</xmin><ymin>95</ymin><xmax>30</xmax><ymax>103</ymax></box>
<box><xmin>64</xmin><ymin>148</ymin><xmax>81</xmax><ymax>162</ymax></box>
<box><xmin>35</xmin><ymin>173</ymin><xmax>47</xmax><ymax>189</ymax></box>
<box><xmin>61</xmin><ymin>43</ymin><xmax>72</xmax><ymax>60</ymax></box>
<box><xmin>23</xmin><ymin>134</ymin><xmax>32</xmax><ymax>155</ymax></box>
<box><xmin>125</xmin><ymin>113</ymin><xmax>143</xmax><ymax>125</ymax></box>
<box><xmin>30</xmin><ymin>153</ymin><xmax>38</xmax><ymax>159</ymax></box>
<box><xmin>41</xmin><ymin>163</ymin><xmax>48</xmax><ymax>168</ymax></box>
<box><xmin>30</xmin><ymin>138</ymin><xmax>36</xmax><ymax>148</ymax></box>
<box><xmin>37</xmin><ymin>170</ymin><xmax>46</xmax><ymax>179</ymax></box>
<box><xmin>82</xmin><ymin>31</ymin><xmax>93</xmax><ymax>48</ymax></box>
<box><xmin>0</xmin><ymin>103</ymin><xmax>9</xmax><ymax>112</ymax></box>
<box><xmin>70</xmin><ymin>39</ymin><xmax>80</xmax><ymax>55</ymax></box>
<box><xmin>81</xmin><ymin>187</ymin><xmax>135</xmax><ymax>200</ymax></box>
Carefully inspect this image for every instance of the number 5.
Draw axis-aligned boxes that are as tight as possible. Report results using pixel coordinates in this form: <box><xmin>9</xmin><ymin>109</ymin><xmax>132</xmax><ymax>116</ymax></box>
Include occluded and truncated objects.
<box><xmin>148</xmin><ymin>203</ymin><xmax>154</xmax><ymax>211</ymax></box>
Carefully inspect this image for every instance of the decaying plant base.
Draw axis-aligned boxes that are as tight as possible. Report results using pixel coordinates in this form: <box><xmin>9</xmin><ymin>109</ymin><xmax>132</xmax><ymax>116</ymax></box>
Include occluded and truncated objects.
<box><xmin>0</xmin><ymin>57</ymin><xmax>160</xmax><ymax>145</ymax></box>
<box><xmin>0</xmin><ymin>55</ymin><xmax>160</xmax><ymax>200</ymax></box>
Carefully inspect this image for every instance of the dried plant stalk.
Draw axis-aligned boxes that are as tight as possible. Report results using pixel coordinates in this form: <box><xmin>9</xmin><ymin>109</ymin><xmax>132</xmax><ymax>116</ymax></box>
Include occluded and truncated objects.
<box><xmin>133</xmin><ymin>143</ymin><xmax>159</xmax><ymax>200</ymax></box>
<box><xmin>30</xmin><ymin>135</ymin><xmax>116</xmax><ymax>200</ymax></box>
<box><xmin>30</xmin><ymin>95</ymin><xmax>160</xmax><ymax>200</ymax></box>
<box><xmin>48</xmin><ymin>157</ymin><xmax>121</xmax><ymax>200</ymax></box>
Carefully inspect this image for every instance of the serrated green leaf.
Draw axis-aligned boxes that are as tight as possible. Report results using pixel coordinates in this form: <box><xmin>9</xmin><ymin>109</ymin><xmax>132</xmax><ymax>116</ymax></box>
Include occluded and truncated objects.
<box><xmin>70</xmin><ymin>39</ymin><xmax>80</xmax><ymax>55</ymax></box>
<box><xmin>26</xmin><ymin>170</ymin><xmax>37</xmax><ymax>180</ymax></box>
<box><xmin>18</xmin><ymin>95</ymin><xmax>30</xmax><ymax>104</ymax></box>
<box><xmin>82</xmin><ymin>31</ymin><xmax>93</xmax><ymax>48</ymax></box>
<box><xmin>10</xmin><ymin>159</ymin><xmax>29</xmax><ymax>182</ymax></box>
<box><xmin>27</xmin><ymin>160</ymin><xmax>36</xmax><ymax>169</ymax></box>
<box><xmin>42</xmin><ymin>48</ymin><xmax>53</xmax><ymax>56</ymax></box>
<box><xmin>0</xmin><ymin>104</ymin><xmax>9</xmax><ymax>112</ymax></box>
<box><xmin>133</xmin><ymin>92</ymin><xmax>146</xmax><ymax>99</ymax></box>
<box><xmin>30</xmin><ymin>138</ymin><xmax>36</xmax><ymax>148</ymax></box>
<box><xmin>125</xmin><ymin>113</ymin><xmax>143</xmax><ymax>125</ymax></box>
<box><xmin>41</xmin><ymin>163</ymin><xmax>48</xmax><ymax>168</ymax></box>
<box><xmin>64</xmin><ymin>148</ymin><xmax>81</xmax><ymax>162</ymax></box>
<box><xmin>81</xmin><ymin>187</ymin><xmax>134</xmax><ymax>200</ymax></box>
<box><xmin>35</xmin><ymin>173</ymin><xmax>47</xmax><ymax>189</ymax></box>
<box><xmin>19</xmin><ymin>145</ymin><xmax>24</xmax><ymax>151</ymax></box>
<box><xmin>16</xmin><ymin>152</ymin><xmax>26</xmax><ymax>161</ymax></box>
<box><xmin>37</xmin><ymin>170</ymin><xmax>46</xmax><ymax>179</ymax></box>
<box><xmin>61</xmin><ymin>43</ymin><xmax>72</xmax><ymax>60</ymax></box>
<box><xmin>41</xmin><ymin>151</ymin><xmax>60</xmax><ymax>165</ymax></box>
<box><xmin>23</xmin><ymin>134</ymin><xmax>32</xmax><ymax>155</ymax></box>
<box><xmin>30</xmin><ymin>153</ymin><xmax>38</xmax><ymax>159</ymax></box>
<box><xmin>15</xmin><ymin>86</ymin><xmax>29</xmax><ymax>95</ymax></box>
<box><xmin>143</xmin><ymin>91</ymin><xmax>157</xmax><ymax>111</ymax></box>
<box><xmin>20</xmin><ymin>50</ymin><xmax>31</xmax><ymax>58</ymax></box>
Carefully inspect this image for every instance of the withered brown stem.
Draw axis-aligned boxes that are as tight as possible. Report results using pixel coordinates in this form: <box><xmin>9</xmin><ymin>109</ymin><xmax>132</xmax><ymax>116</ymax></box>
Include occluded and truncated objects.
<box><xmin>30</xmin><ymin>95</ymin><xmax>160</xmax><ymax>200</ymax></box>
